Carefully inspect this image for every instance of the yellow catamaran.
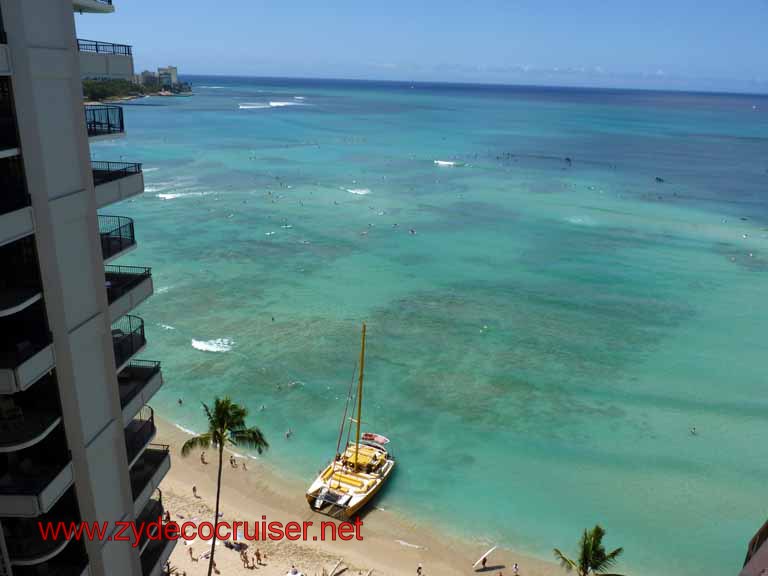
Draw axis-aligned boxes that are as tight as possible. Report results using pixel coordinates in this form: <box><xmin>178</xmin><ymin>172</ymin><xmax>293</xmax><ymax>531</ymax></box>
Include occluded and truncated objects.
<box><xmin>306</xmin><ymin>323</ymin><xmax>395</xmax><ymax>518</ymax></box>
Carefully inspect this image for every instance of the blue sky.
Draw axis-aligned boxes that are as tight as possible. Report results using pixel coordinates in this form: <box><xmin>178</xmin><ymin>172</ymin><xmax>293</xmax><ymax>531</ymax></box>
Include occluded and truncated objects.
<box><xmin>76</xmin><ymin>0</ymin><xmax>767</xmax><ymax>92</ymax></box>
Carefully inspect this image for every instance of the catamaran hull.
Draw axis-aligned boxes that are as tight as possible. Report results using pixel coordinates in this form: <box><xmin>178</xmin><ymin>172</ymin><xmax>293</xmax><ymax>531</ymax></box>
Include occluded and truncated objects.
<box><xmin>307</xmin><ymin>459</ymin><xmax>395</xmax><ymax>519</ymax></box>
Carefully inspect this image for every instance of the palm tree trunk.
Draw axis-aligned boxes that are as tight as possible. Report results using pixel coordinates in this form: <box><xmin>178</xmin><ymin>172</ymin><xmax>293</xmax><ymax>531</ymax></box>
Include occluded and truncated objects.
<box><xmin>208</xmin><ymin>443</ymin><xmax>224</xmax><ymax>576</ymax></box>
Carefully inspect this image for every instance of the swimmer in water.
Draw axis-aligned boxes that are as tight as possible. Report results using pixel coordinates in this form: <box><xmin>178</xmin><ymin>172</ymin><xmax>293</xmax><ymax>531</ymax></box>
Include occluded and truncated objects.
<box><xmin>285</xmin><ymin>428</ymin><xmax>293</xmax><ymax>439</ymax></box>
<box><xmin>690</xmin><ymin>426</ymin><xmax>697</xmax><ymax>436</ymax></box>
<box><xmin>409</xmin><ymin>228</ymin><xmax>416</xmax><ymax>235</ymax></box>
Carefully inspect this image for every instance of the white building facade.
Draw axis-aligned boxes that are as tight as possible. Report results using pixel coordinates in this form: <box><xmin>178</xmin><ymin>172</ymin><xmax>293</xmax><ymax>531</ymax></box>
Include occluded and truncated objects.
<box><xmin>0</xmin><ymin>1</ymin><xmax>172</xmax><ymax>575</ymax></box>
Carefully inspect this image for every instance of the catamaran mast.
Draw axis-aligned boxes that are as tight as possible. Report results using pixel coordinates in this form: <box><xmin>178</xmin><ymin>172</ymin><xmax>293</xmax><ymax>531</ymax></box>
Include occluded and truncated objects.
<box><xmin>354</xmin><ymin>323</ymin><xmax>366</xmax><ymax>470</ymax></box>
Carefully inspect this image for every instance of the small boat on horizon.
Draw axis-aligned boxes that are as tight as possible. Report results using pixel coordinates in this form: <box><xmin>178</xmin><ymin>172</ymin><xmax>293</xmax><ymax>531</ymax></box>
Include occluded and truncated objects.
<box><xmin>306</xmin><ymin>323</ymin><xmax>395</xmax><ymax>519</ymax></box>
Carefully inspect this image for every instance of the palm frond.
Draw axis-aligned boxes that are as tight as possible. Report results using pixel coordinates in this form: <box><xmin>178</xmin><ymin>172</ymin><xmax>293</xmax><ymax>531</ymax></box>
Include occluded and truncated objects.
<box><xmin>230</xmin><ymin>426</ymin><xmax>269</xmax><ymax>454</ymax></box>
<box><xmin>553</xmin><ymin>548</ymin><xmax>578</xmax><ymax>572</ymax></box>
<box><xmin>181</xmin><ymin>433</ymin><xmax>212</xmax><ymax>457</ymax></box>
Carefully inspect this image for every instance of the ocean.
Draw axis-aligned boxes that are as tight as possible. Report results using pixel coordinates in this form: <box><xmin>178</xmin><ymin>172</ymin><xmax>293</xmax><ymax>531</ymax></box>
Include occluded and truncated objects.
<box><xmin>93</xmin><ymin>76</ymin><xmax>768</xmax><ymax>575</ymax></box>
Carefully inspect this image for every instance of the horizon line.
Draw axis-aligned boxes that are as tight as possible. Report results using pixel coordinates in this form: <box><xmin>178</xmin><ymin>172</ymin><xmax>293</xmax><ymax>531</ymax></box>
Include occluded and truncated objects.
<box><xmin>169</xmin><ymin>72</ymin><xmax>768</xmax><ymax>98</ymax></box>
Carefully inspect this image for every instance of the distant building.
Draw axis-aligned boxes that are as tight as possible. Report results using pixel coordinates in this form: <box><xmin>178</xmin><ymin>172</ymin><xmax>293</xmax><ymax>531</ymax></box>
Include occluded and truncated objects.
<box><xmin>157</xmin><ymin>65</ymin><xmax>178</xmax><ymax>89</ymax></box>
<box><xmin>138</xmin><ymin>69</ymin><xmax>157</xmax><ymax>86</ymax></box>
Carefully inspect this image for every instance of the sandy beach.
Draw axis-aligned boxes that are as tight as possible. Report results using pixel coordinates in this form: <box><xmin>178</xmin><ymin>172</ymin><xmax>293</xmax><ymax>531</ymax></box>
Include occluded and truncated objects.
<box><xmin>156</xmin><ymin>416</ymin><xmax>560</xmax><ymax>576</ymax></box>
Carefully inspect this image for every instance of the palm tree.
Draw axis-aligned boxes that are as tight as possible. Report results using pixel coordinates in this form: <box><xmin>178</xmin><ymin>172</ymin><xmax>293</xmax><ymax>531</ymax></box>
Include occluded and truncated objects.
<box><xmin>553</xmin><ymin>525</ymin><xmax>624</xmax><ymax>576</ymax></box>
<box><xmin>181</xmin><ymin>397</ymin><xmax>269</xmax><ymax>576</ymax></box>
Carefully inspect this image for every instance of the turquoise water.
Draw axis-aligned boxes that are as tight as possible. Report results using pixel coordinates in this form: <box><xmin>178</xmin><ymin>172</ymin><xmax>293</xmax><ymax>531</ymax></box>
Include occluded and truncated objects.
<box><xmin>94</xmin><ymin>78</ymin><xmax>768</xmax><ymax>576</ymax></box>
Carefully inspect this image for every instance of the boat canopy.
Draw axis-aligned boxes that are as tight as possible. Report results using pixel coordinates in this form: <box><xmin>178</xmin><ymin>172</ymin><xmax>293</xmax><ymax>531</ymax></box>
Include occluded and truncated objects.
<box><xmin>362</xmin><ymin>432</ymin><xmax>390</xmax><ymax>445</ymax></box>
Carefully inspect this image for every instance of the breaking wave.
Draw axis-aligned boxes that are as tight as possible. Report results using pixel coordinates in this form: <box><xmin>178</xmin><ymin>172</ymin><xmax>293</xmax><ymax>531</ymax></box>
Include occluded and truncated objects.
<box><xmin>191</xmin><ymin>338</ymin><xmax>234</xmax><ymax>353</ymax></box>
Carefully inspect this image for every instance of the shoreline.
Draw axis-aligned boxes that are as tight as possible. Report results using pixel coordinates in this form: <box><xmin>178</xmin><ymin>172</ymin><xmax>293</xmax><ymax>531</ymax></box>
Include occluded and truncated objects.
<box><xmin>155</xmin><ymin>414</ymin><xmax>561</xmax><ymax>576</ymax></box>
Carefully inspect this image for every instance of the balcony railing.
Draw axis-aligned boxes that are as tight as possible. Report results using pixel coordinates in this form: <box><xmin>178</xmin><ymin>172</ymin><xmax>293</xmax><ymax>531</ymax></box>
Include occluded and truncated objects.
<box><xmin>105</xmin><ymin>265</ymin><xmax>152</xmax><ymax>305</ymax></box>
<box><xmin>3</xmin><ymin>487</ymin><xmax>79</xmax><ymax>563</ymax></box>
<box><xmin>1</xmin><ymin>5</ymin><xmax>6</xmax><ymax>45</ymax></box>
<box><xmin>0</xmin><ymin>300</ymin><xmax>52</xmax><ymax>372</ymax></box>
<box><xmin>92</xmin><ymin>161</ymin><xmax>142</xmax><ymax>186</ymax></box>
<box><xmin>111</xmin><ymin>314</ymin><xmax>146</xmax><ymax>368</ymax></box>
<box><xmin>99</xmin><ymin>214</ymin><xmax>136</xmax><ymax>261</ymax></box>
<box><xmin>1</xmin><ymin>78</ymin><xmax>19</xmax><ymax>150</ymax></box>
<box><xmin>0</xmin><ymin>427</ymin><xmax>71</xmax><ymax>497</ymax></box>
<box><xmin>0</xmin><ymin>156</ymin><xmax>30</xmax><ymax>217</ymax></box>
<box><xmin>0</xmin><ymin>372</ymin><xmax>61</xmax><ymax>450</ymax></box>
<box><xmin>84</xmin><ymin>105</ymin><xmax>124</xmax><ymax>137</ymax></box>
<box><xmin>0</xmin><ymin>236</ymin><xmax>42</xmax><ymax>317</ymax></box>
<box><xmin>130</xmin><ymin>444</ymin><xmax>170</xmax><ymax>500</ymax></box>
<box><xmin>136</xmin><ymin>491</ymin><xmax>164</xmax><ymax>553</ymax></box>
<box><xmin>125</xmin><ymin>406</ymin><xmax>156</xmax><ymax>464</ymax></box>
<box><xmin>11</xmin><ymin>539</ymin><xmax>89</xmax><ymax>576</ymax></box>
<box><xmin>77</xmin><ymin>38</ymin><xmax>132</xmax><ymax>56</ymax></box>
<box><xmin>118</xmin><ymin>360</ymin><xmax>161</xmax><ymax>410</ymax></box>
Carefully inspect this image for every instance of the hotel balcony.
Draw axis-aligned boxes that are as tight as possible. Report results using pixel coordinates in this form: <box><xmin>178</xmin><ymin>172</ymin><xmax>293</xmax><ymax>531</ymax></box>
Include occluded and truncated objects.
<box><xmin>1</xmin><ymin>77</ymin><xmax>19</xmax><ymax>154</ymax></box>
<box><xmin>119</xmin><ymin>360</ymin><xmax>163</xmax><ymax>425</ymax></box>
<box><xmin>137</xmin><ymin>491</ymin><xmax>176</xmax><ymax>576</ymax></box>
<box><xmin>72</xmin><ymin>0</ymin><xmax>114</xmax><ymax>14</ymax></box>
<box><xmin>140</xmin><ymin>530</ymin><xmax>176</xmax><ymax>576</ymax></box>
<box><xmin>99</xmin><ymin>214</ymin><xmax>136</xmax><ymax>262</ymax></box>
<box><xmin>106</xmin><ymin>265</ymin><xmax>153</xmax><ymax>322</ymax></box>
<box><xmin>0</xmin><ymin>300</ymin><xmax>55</xmax><ymax>394</ymax></box>
<box><xmin>111</xmin><ymin>315</ymin><xmax>146</xmax><ymax>372</ymax></box>
<box><xmin>11</xmin><ymin>539</ymin><xmax>89</xmax><ymax>576</ymax></box>
<box><xmin>0</xmin><ymin>427</ymin><xmax>74</xmax><ymax>517</ymax></box>
<box><xmin>124</xmin><ymin>406</ymin><xmax>156</xmax><ymax>467</ymax></box>
<box><xmin>93</xmin><ymin>160</ymin><xmax>144</xmax><ymax>208</ymax></box>
<box><xmin>0</xmin><ymin>373</ymin><xmax>62</xmax><ymax>453</ymax></box>
<box><xmin>130</xmin><ymin>444</ymin><xmax>170</xmax><ymax>516</ymax></box>
<box><xmin>84</xmin><ymin>104</ymin><xmax>124</xmax><ymax>140</ymax></box>
<box><xmin>78</xmin><ymin>39</ymin><xmax>134</xmax><ymax>80</ymax></box>
<box><xmin>0</xmin><ymin>156</ymin><xmax>33</xmax><ymax>247</ymax></box>
<box><xmin>0</xmin><ymin>8</ymin><xmax>9</xmax><ymax>77</ymax></box>
<box><xmin>135</xmin><ymin>491</ymin><xmax>164</xmax><ymax>554</ymax></box>
<box><xmin>2</xmin><ymin>487</ymin><xmax>80</xmax><ymax>566</ymax></box>
<box><xmin>0</xmin><ymin>236</ymin><xmax>43</xmax><ymax>319</ymax></box>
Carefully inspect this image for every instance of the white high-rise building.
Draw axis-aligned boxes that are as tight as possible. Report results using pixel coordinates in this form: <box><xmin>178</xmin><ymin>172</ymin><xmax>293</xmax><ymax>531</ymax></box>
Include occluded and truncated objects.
<box><xmin>0</xmin><ymin>1</ymin><xmax>173</xmax><ymax>575</ymax></box>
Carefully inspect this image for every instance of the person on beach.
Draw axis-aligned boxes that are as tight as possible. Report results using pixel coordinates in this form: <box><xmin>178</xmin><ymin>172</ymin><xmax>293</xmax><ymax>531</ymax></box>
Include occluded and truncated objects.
<box><xmin>200</xmin><ymin>451</ymin><xmax>208</xmax><ymax>464</ymax></box>
<box><xmin>188</xmin><ymin>547</ymin><xmax>197</xmax><ymax>562</ymax></box>
<box><xmin>417</xmin><ymin>563</ymin><xmax>423</xmax><ymax>575</ymax></box>
<box><xmin>230</xmin><ymin>454</ymin><xmax>237</xmax><ymax>468</ymax></box>
<box><xmin>192</xmin><ymin>485</ymin><xmax>199</xmax><ymax>498</ymax></box>
<box><xmin>513</xmin><ymin>563</ymin><xmax>519</xmax><ymax>575</ymax></box>
<box><xmin>242</xmin><ymin>460</ymin><xmax>248</xmax><ymax>471</ymax></box>
<box><xmin>482</xmin><ymin>557</ymin><xmax>487</xmax><ymax>569</ymax></box>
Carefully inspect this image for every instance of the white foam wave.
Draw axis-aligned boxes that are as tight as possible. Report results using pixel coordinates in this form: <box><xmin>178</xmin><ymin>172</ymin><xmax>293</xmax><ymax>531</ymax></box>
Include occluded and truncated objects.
<box><xmin>199</xmin><ymin>85</ymin><xmax>226</xmax><ymax>89</ymax></box>
<box><xmin>434</xmin><ymin>160</ymin><xmax>462</xmax><ymax>167</ymax></box>
<box><xmin>191</xmin><ymin>338</ymin><xmax>234</xmax><ymax>353</ymax></box>
<box><xmin>156</xmin><ymin>286</ymin><xmax>171</xmax><ymax>294</ymax></box>
<box><xmin>269</xmin><ymin>101</ymin><xmax>302</xmax><ymax>107</ymax></box>
<box><xmin>142</xmin><ymin>167</ymin><xmax>160</xmax><ymax>173</ymax></box>
<box><xmin>294</xmin><ymin>96</ymin><xmax>305</xmax><ymax>100</ymax></box>
<box><xmin>157</xmin><ymin>191</ymin><xmax>213</xmax><ymax>201</ymax></box>
<box><xmin>239</xmin><ymin>101</ymin><xmax>305</xmax><ymax>110</ymax></box>
<box><xmin>158</xmin><ymin>323</ymin><xmax>176</xmax><ymax>331</ymax></box>
<box><xmin>346</xmin><ymin>188</ymin><xmax>371</xmax><ymax>195</ymax></box>
<box><xmin>174</xmin><ymin>424</ymin><xmax>199</xmax><ymax>436</ymax></box>
<box><xmin>566</xmin><ymin>216</ymin><xmax>596</xmax><ymax>226</ymax></box>
<box><xmin>396</xmin><ymin>540</ymin><xmax>425</xmax><ymax>549</ymax></box>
